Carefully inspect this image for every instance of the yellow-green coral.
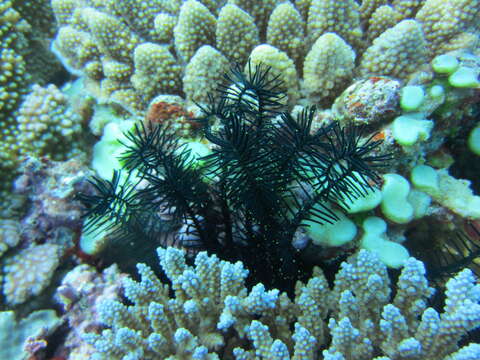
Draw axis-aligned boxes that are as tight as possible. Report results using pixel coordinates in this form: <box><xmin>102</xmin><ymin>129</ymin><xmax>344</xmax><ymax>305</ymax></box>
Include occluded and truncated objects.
<box><xmin>50</xmin><ymin>0</ymin><xmax>480</xmax><ymax>113</ymax></box>
<box><xmin>16</xmin><ymin>84</ymin><xmax>83</xmax><ymax>159</ymax></box>
<box><xmin>304</xmin><ymin>33</ymin><xmax>356</xmax><ymax>104</ymax></box>
<box><xmin>416</xmin><ymin>0</ymin><xmax>480</xmax><ymax>56</ymax></box>
<box><xmin>2</xmin><ymin>243</ymin><xmax>61</xmax><ymax>305</ymax></box>
<box><xmin>248</xmin><ymin>44</ymin><xmax>299</xmax><ymax>106</ymax></box>
<box><xmin>174</xmin><ymin>0</ymin><xmax>216</xmax><ymax>63</ymax></box>
<box><xmin>216</xmin><ymin>4</ymin><xmax>259</xmax><ymax>65</ymax></box>
<box><xmin>131</xmin><ymin>42</ymin><xmax>182</xmax><ymax>98</ymax></box>
<box><xmin>183</xmin><ymin>45</ymin><xmax>230</xmax><ymax>104</ymax></box>
<box><xmin>307</xmin><ymin>0</ymin><xmax>363</xmax><ymax>49</ymax></box>
<box><xmin>0</xmin><ymin>1</ymin><xmax>29</xmax><ymax>193</ymax></box>
<box><xmin>266</xmin><ymin>2</ymin><xmax>305</xmax><ymax>68</ymax></box>
<box><xmin>359</xmin><ymin>20</ymin><xmax>429</xmax><ymax>79</ymax></box>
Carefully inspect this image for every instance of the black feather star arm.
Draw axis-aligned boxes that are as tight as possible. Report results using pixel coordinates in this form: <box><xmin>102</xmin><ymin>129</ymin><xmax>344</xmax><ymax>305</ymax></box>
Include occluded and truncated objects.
<box><xmin>306</xmin><ymin>123</ymin><xmax>390</xmax><ymax>206</ymax></box>
<box><xmin>201</xmin><ymin>112</ymin><xmax>286</xmax><ymax>223</ymax></box>
<box><xmin>137</xmin><ymin>145</ymin><xmax>211</xmax><ymax>223</ymax></box>
<box><xmin>427</xmin><ymin>222</ymin><xmax>480</xmax><ymax>282</ymax></box>
<box><xmin>118</xmin><ymin>121</ymin><xmax>179</xmax><ymax>177</ymax></box>
<box><xmin>118</xmin><ymin>121</ymin><xmax>213</xmax><ymax>236</ymax></box>
<box><xmin>273</xmin><ymin>106</ymin><xmax>323</xmax><ymax>183</ymax></box>
<box><xmin>75</xmin><ymin>61</ymin><xmax>392</xmax><ymax>294</ymax></box>
<box><xmin>76</xmin><ymin>170</ymin><xmax>138</xmax><ymax>234</ymax></box>
<box><xmin>268</xmin><ymin>107</ymin><xmax>388</xmax><ymax>230</ymax></box>
<box><xmin>217</xmin><ymin>61</ymin><xmax>286</xmax><ymax>124</ymax></box>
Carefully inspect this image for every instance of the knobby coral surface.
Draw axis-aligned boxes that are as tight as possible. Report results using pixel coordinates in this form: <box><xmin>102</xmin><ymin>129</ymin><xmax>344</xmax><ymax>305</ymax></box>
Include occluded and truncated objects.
<box><xmin>83</xmin><ymin>247</ymin><xmax>480</xmax><ymax>360</ymax></box>
<box><xmin>51</xmin><ymin>0</ymin><xmax>480</xmax><ymax>111</ymax></box>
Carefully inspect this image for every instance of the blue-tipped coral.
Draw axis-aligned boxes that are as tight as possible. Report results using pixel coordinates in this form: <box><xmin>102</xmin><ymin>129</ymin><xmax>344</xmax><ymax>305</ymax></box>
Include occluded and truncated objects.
<box><xmin>82</xmin><ymin>247</ymin><xmax>480</xmax><ymax>359</ymax></box>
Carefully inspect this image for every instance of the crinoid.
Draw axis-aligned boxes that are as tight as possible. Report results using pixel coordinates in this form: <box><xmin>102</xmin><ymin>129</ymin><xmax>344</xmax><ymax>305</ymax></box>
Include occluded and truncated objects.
<box><xmin>428</xmin><ymin>222</ymin><xmax>480</xmax><ymax>283</ymax></box>
<box><xmin>77</xmin><ymin>62</ymin><xmax>389</xmax><ymax>293</ymax></box>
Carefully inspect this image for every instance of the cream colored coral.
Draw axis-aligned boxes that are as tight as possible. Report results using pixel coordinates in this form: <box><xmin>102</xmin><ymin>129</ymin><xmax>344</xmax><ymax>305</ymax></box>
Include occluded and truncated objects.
<box><xmin>367</xmin><ymin>5</ymin><xmax>400</xmax><ymax>43</ymax></box>
<box><xmin>248</xmin><ymin>44</ymin><xmax>299</xmax><ymax>106</ymax></box>
<box><xmin>154</xmin><ymin>13</ymin><xmax>176</xmax><ymax>43</ymax></box>
<box><xmin>51</xmin><ymin>0</ymin><xmax>76</xmax><ymax>26</ymax></box>
<box><xmin>105</xmin><ymin>0</ymin><xmax>173</xmax><ymax>40</ymax></box>
<box><xmin>416</xmin><ymin>0</ymin><xmax>480</xmax><ymax>56</ymax></box>
<box><xmin>2</xmin><ymin>244</ymin><xmax>61</xmax><ymax>305</ymax></box>
<box><xmin>0</xmin><ymin>1</ymin><xmax>29</xmax><ymax>121</ymax></box>
<box><xmin>131</xmin><ymin>42</ymin><xmax>182</xmax><ymax>101</ymax></box>
<box><xmin>216</xmin><ymin>4</ymin><xmax>259</xmax><ymax>65</ymax></box>
<box><xmin>0</xmin><ymin>48</ymin><xmax>27</xmax><ymax>117</ymax></box>
<box><xmin>421</xmin><ymin>168</ymin><xmax>480</xmax><ymax>219</ymax></box>
<box><xmin>303</xmin><ymin>33</ymin><xmax>356</xmax><ymax>103</ymax></box>
<box><xmin>359</xmin><ymin>20</ymin><xmax>428</xmax><ymax>79</ymax></box>
<box><xmin>307</xmin><ymin>0</ymin><xmax>363</xmax><ymax>48</ymax></box>
<box><xmin>228</xmin><ymin>0</ymin><xmax>278</xmax><ymax>36</ymax></box>
<box><xmin>54</xmin><ymin>25</ymin><xmax>102</xmax><ymax>79</ymax></box>
<box><xmin>100</xmin><ymin>78</ymin><xmax>127</xmax><ymax>102</ymax></box>
<box><xmin>0</xmin><ymin>219</ymin><xmax>20</xmax><ymax>257</ymax></box>
<box><xmin>359</xmin><ymin>0</ymin><xmax>388</xmax><ymax>22</ymax></box>
<box><xmin>295</xmin><ymin>0</ymin><xmax>311</xmax><ymax>21</ymax></box>
<box><xmin>174</xmin><ymin>0</ymin><xmax>216</xmax><ymax>63</ymax></box>
<box><xmin>266</xmin><ymin>2</ymin><xmax>305</xmax><ymax>67</ymax></box>
<box><xmin>391</xmin><ymin>0</ymin><xmax>424</xmax><ymax>20</ymax></box>
<box><xmin>102</xmin><ymin>58</ymin><xmax>132</xmax><ymax>82</ymax></box>
<box><xmin>17</xmin><ymin>84</ymin><xmax>82</xmax><ymax>159</ymax></box>
<box><xmin>183</xmin><ymin>45</ymin><xmax>230</xmax><ymax>104</ymax></box>
<box><xmin>83</xmin><ymin>7</ymin><xmax>139</xmax><ymax>62</ymax></box>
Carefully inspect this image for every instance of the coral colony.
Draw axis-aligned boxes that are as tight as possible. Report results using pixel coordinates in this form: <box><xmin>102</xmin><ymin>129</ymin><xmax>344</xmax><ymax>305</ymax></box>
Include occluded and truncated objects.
<box><xmin>0</xmin><ymin>0</ymin><xmax>480</xmax><ymax>359</ymax></box>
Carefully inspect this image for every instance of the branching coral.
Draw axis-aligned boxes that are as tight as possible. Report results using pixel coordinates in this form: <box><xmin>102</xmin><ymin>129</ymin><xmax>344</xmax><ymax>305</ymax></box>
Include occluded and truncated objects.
<box><xmin>83</xmin><ymin>247</ymin><xmax>480</xmax><ymax>359</ymax></box>
<box><xmin>51</xmin><ymin>0</ymin><xmax>479</xmax><ymax>111</ymax></box>
<box><xmin>0</xmin><ymin>0</ymin><xmax>30</xmax><ymax>193</ymax></box>
<box><xmin>0</xmin><ymin>0</ymin><xmax>70</xmax><ymax>197</ymax></box>
<box><xmin>16</xmin><ymin>84</ymin><xmax>83</xmax><ymax>159</ymax></box>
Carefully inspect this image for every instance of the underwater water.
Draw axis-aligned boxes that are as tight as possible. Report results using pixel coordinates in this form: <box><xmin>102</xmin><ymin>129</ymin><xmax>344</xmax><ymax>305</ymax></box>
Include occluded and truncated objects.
<box><xmin>1</xmin><ymin>0</ymin><xmax>480</xmax><ymax>359</ymax></box>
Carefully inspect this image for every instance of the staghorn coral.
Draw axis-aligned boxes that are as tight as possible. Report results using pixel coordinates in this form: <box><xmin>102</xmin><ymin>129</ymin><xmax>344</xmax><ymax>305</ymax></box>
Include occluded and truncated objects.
<box><xmin>51</xmin><ymin>0</ymin><xmax>480</xmax><ymax>112</ymax></box>
<box><xmin>1</xmin><ymin>2</ymin><xmax>479</xmax><ymax>359</ymax></box>
<box><xmin>82</xmin><ymin>247</ymin><xmax>480</xmax><ymax>359</ymax></box>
